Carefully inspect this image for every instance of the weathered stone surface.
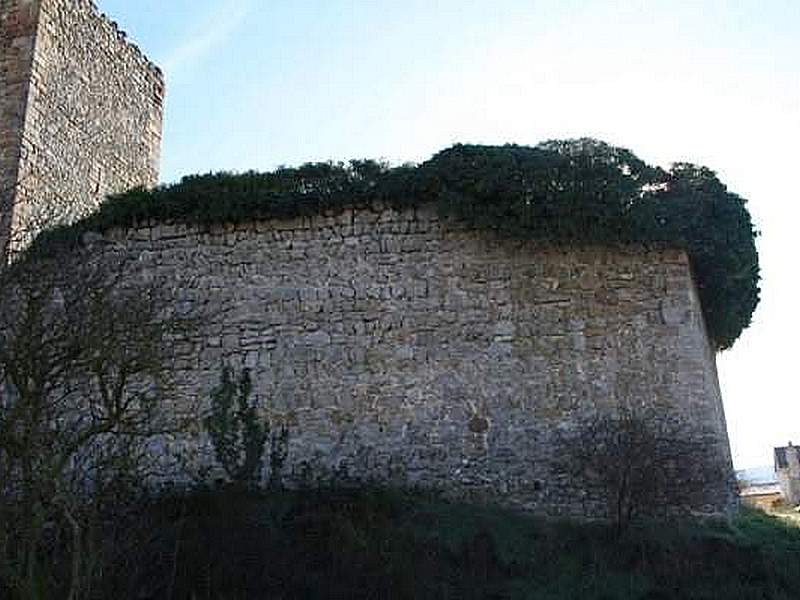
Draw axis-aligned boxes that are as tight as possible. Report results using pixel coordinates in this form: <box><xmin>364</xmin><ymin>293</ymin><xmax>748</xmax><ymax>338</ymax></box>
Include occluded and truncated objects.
<box><xmin>99</xmin><ymin>203</ymin><xmax>737</xmax><ymax>517</ymax></box>
<box><xmin>0</xmin><ymin>0</ymin><xmax>163</xmax><ymax>257</ymax></box>
<box><xmin>0</xmin><ymin>0</ymin><xmax>737</xmax><ymax>518</ymax></box>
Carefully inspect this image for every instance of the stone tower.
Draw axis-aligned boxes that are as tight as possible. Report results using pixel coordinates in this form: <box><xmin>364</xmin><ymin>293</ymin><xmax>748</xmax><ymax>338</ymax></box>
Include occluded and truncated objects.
<box><xmin>775</xmin><ymin>443</ymin><xmax>800</xmax><ymax>506</ymax></box>
<box><xmin>0</xmin><ymin>0</ymin><xmax>163</xmax><ymax>258</ymax></box>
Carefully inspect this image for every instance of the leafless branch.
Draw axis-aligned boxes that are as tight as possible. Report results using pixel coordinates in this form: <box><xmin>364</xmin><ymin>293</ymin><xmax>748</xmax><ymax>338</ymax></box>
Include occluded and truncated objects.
<box><xmin>0</xmin><ymin>245</ymin><xmax>194</xmax><ymax>597</ymax></box>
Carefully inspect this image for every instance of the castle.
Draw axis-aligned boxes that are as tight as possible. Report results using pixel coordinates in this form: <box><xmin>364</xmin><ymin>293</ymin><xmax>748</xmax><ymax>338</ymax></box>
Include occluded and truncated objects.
<box><xmin>0</xmin><ymin>0</ymin><xmax>739</xmax><ymax>517</ymax></box>
<box><xmin>0</xmin><ymin>0</ymin><xmax>163</xmax><ymax>257</ymax></box>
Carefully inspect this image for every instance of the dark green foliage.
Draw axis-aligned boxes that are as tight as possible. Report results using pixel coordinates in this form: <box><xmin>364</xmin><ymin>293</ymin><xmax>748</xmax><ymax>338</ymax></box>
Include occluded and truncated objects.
<box><xmin>268</xmin><ymin>423</ymin><xmax>289</xmax><ymax>490</ymax></box>
<box><xmin>204</xmin><ymin>366</ymin><xmax>290</xmax><ymax>488</ymax></box>
<box><xmin>418</xmin><ymin>140</ymin><xmax>654</xmax><ymax>243</ymax></box>
<box><xmin>25</xmin><ymin>139</ymin><xmax>759</xmax><ymax>349</ymax></box>
<box><xmin>630</xmin><ymin>164</ymin><xmax>760</xmax><ymax>349</ymax></box>
<box><xmin>204</xmin><ymin>367</ymin><xmax>269</xmax><ymax>486</ymax></box>
<box><xmin>32</xmin><ymin>488</ymin><xmax>800</xmax><ymax>600</ymax></box>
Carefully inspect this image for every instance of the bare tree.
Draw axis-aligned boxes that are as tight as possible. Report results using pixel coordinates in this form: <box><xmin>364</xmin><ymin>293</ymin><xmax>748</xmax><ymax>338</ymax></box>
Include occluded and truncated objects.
<box><xmin>0</xmin><ymin>245</ymin><xmax>191</xmax><ymax>599</ymax></box>
<box><xmin>556</xmin><ymin>404</ymin><xmax>727</xmax><ymax>536</ymax></box>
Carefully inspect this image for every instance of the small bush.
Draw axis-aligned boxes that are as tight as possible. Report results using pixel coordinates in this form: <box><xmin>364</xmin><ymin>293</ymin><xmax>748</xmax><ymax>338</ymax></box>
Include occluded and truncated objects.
<box><xmin>204</xmin><ymin>366</ymin><xmax>289</xmax><ymax>489</ymax></box>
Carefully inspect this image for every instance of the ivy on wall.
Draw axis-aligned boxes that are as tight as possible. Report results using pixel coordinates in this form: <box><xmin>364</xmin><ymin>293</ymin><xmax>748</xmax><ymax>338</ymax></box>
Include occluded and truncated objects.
<box><xmin>29</xmin><ymin>139</ymin><xmax>759</xmax><ymax>350</ymax></box>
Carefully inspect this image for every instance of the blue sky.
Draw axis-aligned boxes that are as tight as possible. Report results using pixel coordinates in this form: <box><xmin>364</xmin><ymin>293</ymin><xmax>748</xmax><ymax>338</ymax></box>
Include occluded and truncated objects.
<box><xmin>98</xmin><ymin>0</ymin><xmax>799</xmax><ymax>469</ymax></box>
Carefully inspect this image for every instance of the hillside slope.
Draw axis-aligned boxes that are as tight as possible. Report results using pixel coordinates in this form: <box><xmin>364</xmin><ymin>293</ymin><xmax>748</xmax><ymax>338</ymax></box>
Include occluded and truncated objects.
<box><xmin>22</xmin><ymin>487</ymin><xmax>798</xmax><ymax>600</ymax></box>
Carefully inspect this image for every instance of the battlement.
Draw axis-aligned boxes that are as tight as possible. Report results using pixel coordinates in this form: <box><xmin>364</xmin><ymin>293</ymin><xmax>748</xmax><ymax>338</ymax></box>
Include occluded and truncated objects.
<box><xmin>0</xmin><ymin>0</ymin><xmax>164</xmax><ymax>259</ymax></box>
<box><xmin>85</xmin><ymin>0</ymin><xmax>163</xmax><ymax>78</ymax></box>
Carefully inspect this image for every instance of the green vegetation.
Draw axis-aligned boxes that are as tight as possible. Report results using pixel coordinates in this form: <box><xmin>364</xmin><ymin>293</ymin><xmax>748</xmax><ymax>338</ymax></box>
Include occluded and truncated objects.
<box><xmin>27</xmin><ymin>139</ymin><xmax>759</xmax><ymax>349</ymax></box>
<box><xmin>205</xmin><ymin>367</ymin><xmax>270</xmax><ymax>487</ymax></box>
<box><xmin>22</xmin><ymin>487</ymin><xmax>799</xmax><ymax>600</ymax></box>
<box><xmin>204</xmin><ymin>366</ymin><xmax>289</xmax><ymax>489</ymax></box>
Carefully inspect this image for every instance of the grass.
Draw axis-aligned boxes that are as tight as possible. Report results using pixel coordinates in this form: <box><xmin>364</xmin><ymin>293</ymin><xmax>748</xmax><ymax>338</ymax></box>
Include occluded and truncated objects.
<box><xmin>82</xmin><ymin>486</ymin><xmax>800</xmax><ymax>599</ymax></box>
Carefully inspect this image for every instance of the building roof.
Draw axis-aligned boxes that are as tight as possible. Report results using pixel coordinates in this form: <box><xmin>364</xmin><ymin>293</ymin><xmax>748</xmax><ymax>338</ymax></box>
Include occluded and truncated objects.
<box><xmin>740</xmin><ymin>483</ymin><xmax>782</xmax><ymax>498</ymax></box>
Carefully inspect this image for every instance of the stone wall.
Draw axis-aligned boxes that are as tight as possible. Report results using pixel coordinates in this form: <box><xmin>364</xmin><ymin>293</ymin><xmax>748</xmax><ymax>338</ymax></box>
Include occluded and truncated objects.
<box><xmin>0</xmin><ymin>0</ymin><xmax>163</xmax><ymax>257</ymax></box>
<box><xmin>101</xmin><ymin>203</ymin><xmax>737</xmax><ymax>517</ymax></box>
<box><xmin>0</xmin><ymin>0</ymin><xmax>38</xmax><ymax>257</ymax></box>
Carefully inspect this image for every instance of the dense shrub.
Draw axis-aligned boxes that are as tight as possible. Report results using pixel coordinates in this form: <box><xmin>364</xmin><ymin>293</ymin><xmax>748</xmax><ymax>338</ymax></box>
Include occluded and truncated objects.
<box><xmin>9</xmin><ymin>487</ymin><xmax>798</xmax><ymax>600</ymax></box>
<box><xmin>27</xmin><ymin>139</ymin><xmax>759</xmax><ymax>349</ymax></box>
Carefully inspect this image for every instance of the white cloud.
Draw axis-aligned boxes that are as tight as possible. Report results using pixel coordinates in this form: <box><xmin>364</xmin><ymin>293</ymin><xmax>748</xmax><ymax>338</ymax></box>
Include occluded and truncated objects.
<box><xmin>163</xmin><ymin>0</ymin><xmax>254</xmax><ymax>76</ymax></box>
